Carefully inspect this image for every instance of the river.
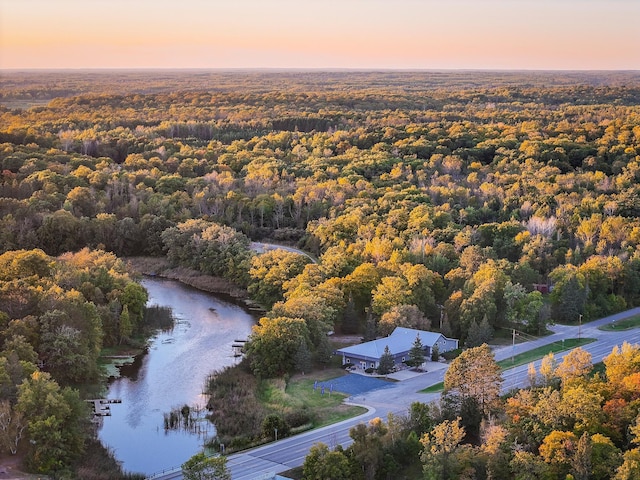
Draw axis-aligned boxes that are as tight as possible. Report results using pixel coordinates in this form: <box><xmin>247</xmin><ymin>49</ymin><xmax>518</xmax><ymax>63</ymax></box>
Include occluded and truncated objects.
<box><xmin>98</xmin><ymin>277</ymin><xmax>256</xmax><ymax>476</ymax></box>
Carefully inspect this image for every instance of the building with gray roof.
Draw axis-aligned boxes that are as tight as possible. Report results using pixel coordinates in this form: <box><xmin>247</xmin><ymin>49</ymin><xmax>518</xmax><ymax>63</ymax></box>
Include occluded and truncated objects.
<box><xmin>335</xmin><ymin>327</ymin><xmax>458</xmax><ymax>370</ymax></box>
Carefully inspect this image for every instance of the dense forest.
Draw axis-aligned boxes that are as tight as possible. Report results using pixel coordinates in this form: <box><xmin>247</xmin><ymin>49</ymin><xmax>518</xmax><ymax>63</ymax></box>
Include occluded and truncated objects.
<box><xmin>1</xmin><ymin>70</ymin><xmax>640</xmax><ymax>477</ymax></box>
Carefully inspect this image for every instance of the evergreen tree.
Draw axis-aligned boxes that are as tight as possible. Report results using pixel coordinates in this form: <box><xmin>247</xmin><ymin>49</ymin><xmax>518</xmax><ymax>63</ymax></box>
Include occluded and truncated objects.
<box><xmin>119</xmin><ymin>304</ymin><xmax>132</xmax><ymax>344</ymax></box>
<box><xmin>341</xmin><ymin>295</ymin><xmax>360</xmax><ymax>334</ymax></box>
<box><xmin>364</xmin><ymin>307</ymin><xmax>377</xmax><ymax>342</ymax></box>
<box><xmin>406</xmin><ymin>334</ymin><xmax>426</xmax><ymax>369</ymax></box>
<box><xmin>378</xmin><ymin>345</ymin><xmax>395</xmax><ymax>375</ymax></box>
<box><xmin>440</xmin><ymin>313</ymin><xmax>454</xmax><ymax>338</ymax></box>
<box><xmin>431</xmin><ymin>344</ymin><xmax>440</xmax><ymax>362</ymax></box>
<box><xmin>293</xmin><ymin>341</ymin><xmax>312</xmax><ymax>374</ymax></box>
<box><xmin>465</xmin><ymin>316</ymin><xmax>493</xmax><ymax>347</ymax></box>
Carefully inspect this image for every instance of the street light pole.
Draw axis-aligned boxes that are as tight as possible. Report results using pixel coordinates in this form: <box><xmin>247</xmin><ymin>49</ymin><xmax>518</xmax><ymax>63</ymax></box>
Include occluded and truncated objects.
<box><xmin>274</xmin><ymin>427</ymin><xmax>278</xmax><ymax>442</ymax></box>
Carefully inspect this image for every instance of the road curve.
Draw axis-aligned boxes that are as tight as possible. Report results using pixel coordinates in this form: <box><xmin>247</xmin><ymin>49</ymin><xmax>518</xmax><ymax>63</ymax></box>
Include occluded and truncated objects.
<box><xmin>250</xmin><ymin>242</ymin><xmax>317</xmax><ymax>263</ymax></box>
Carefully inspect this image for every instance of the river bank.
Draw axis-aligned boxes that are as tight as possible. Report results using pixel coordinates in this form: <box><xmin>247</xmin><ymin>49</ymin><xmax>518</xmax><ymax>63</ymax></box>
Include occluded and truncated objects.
<box><xmin>126</xmin><ymin>256</ymin><xmax>249</xmax><ymax>299</ymax></box>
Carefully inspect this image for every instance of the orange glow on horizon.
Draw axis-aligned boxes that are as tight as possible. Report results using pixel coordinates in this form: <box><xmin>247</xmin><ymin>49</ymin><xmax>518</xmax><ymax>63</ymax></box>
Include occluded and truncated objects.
<box><xmin>1</xmin><ymin>0</ymin><xmax>639</xmax><ymax>70</ymax></box>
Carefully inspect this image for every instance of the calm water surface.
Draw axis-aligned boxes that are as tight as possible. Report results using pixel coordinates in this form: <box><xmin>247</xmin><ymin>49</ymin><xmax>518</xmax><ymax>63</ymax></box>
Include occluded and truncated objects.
<box><xmin>98</xmin><ymin>278</ymin><xmax>255</xmax><ymax>475</ymax></box>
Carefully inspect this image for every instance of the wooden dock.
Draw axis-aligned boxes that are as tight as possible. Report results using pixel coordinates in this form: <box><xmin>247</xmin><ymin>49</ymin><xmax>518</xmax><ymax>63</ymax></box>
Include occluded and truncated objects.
<box><xmin>232</xmin><ymin>339</ymin><xmax>247</xmax><ymax>357</ymax></box>
<box><xmin>87</xmin><ymin>398</ymin><xmax>121</xmax><ymax>417</ymax></box>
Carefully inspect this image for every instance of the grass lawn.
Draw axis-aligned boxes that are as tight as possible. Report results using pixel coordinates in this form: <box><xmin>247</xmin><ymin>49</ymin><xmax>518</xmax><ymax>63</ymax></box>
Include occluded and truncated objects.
<box><xmin>497</xmin><ymin>337</ymin><xmax>596</xmax><ymax>369</ymax></box>
<box><xmin>599</xmin><ymin>315</ymin><xmax>640</xmax><ymax>331</ymax></box>
<box><xmin>259</xmin><ymin>369</ymin><xmax>367</xmax><ymax>428</ymax></box>
<box><xmin>418</xmin><ymin>337</ymin><xmax>596</xmax><ymax>394</ymax></box>
<box><xmin>420</xmin><ymin>382</ymin><xmax>444</xmax><ymax>393</ymax></box>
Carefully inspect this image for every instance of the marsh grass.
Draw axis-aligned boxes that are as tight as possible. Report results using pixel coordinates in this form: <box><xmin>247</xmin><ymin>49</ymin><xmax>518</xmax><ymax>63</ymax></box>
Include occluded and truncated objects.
<box><xmin>205</xmin><ymin>364</ymin><xmax>365</xmax><ymax>451</ymax></box>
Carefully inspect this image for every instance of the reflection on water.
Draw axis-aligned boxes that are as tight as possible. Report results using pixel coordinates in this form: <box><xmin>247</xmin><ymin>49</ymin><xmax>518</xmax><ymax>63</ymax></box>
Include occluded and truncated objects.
<box><xmin>98</xmin><ymin>278</ymin><xmax>255</xmax><ymax>475</ymax></box>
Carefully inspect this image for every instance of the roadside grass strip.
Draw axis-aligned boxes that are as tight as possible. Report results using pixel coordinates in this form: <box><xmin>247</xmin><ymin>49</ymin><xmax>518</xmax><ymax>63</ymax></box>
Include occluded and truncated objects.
<box><xmin>497</xmin><ymin>337</ymin><xmax>596</xmax><ymax>369</ymax></box>
<box><xmin>420</xmin><ymin>382</ymin><xmax>445</xmax><ymax>393</ymax></box>
<box><xmin>599</xmin><ymin>315</ymin><xmax>640</xmax><ymax>331</ymax></box>
<box><xmin>419</xmin><ymin>337</ymin><xmax>596</xmax><ymax>394</ymax></box>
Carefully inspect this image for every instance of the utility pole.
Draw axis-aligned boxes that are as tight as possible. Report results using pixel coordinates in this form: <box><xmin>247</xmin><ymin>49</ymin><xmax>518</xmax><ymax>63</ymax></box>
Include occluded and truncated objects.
<box><xmin>578</xmin><ymin>314</ymin><xmax>582</xmax><ymax>340</ymax></box>
<box><xmin>511</xmin><ymin>328</ymin><xmax>516</xmax><ymax>363</ymax></box>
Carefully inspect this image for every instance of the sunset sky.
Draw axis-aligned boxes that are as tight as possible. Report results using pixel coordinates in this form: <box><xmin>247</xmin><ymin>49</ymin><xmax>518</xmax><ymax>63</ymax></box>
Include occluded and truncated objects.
<box><xmin>1</xmin><ymin>0</ymin><xmax>639</xmax><ymax>70</ymax></box>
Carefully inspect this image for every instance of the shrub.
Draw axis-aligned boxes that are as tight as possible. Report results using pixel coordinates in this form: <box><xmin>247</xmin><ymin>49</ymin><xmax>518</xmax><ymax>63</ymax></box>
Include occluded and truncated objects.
<box><xmin>261</xmin><ymin>414</ymin><xmax>290</xmax><ymax>440</ymax></box>
<box><xmin>431</xmin><ymin>345</ymin><xmax>440</xmax><ymax>362</ymax></box>
<box><xmin>285</xmin><ymin>409</ymin><xmax>312</xmax><ymax>428</ymax></box>
<box><xmin>442</xmin><ymin>348</ymin><xmax>462</xmax><ymax>361</ymax></box>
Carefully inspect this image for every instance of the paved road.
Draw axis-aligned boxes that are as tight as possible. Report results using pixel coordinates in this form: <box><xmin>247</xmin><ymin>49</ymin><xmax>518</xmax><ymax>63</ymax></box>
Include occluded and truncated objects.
<box><xmin>250</xmin><ymin>242</ymin><xmax>317</xmax><ymax>263</ymax></box>
<box><xmin>150</xmin><ymin>307</ymin><xmax>640</xmax><ymax>480</ymax></box>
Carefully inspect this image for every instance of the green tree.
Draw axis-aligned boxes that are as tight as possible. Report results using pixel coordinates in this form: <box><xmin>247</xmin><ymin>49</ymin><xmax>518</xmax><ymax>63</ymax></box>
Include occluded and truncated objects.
<box><xmin>504</xmin><ymin>282</ymin><xmax>545</xmax><ymax>334</ymax></box>
<box><xmin>348</xmin><ymin>417</ymin><xmax>388</xmax><ymax>480</ymax></box>
<box><xmin>378</xmin><ymin>345</ymin><xmax>395</xmax><ymax>375</ymax></box>
<box><xmin>38</xmin><ymin>310</ymin><xmax>95</xmax><ymax>385</ymax></box>
<box><xmin>302</xmin><ymin>443</ymin><xmax>351</xmax><ymax>480</ymax></box>
<box><xmin>341</xmin><ymin>295</ymin><xmax>360</xmax><ymax>334</ymax></box>
<box><xmin>119</xmin><ymin>282</ymin><xmax>149</xmax><ymax>330</ymax></box>
<box><xmin>293</xmin><ymin>341</ymin><xmax>312</xmax><ymax>375</ymax></box>
<box><xmin>408</xmin><ymin>401</ymin><xmax>435</xmax><ymax>437</ymax></box>
<box><xmin>261</xmin><ymin>414</ymin><xmax>289</xmax><ymax>440</ymax></box>
<box><xmin>245</xmin><ymin>316</ymin><xmax>310</xmax><ymax>377</ymax></box>
<box><xmin>549</xmin><ymin>266</ymin><xmax>587</xmax><ymax>324</ymax></box>
<box><xmin>406</xmin><ymin>334</ymin><xmax>425</xmax><ymax>369</ymax></box>
<box><xmin>181</xmin><ymin>452</ymin><xmax>231</xmax><ymax>480</ymax></box>
<box><xmin>16</xmin><ymin>371</ymin><xmax>88</xmax><ymax>473</ymax></box>
<box><xmin>465</xmin><ymin>316</ymin><xmax>494</xmax><ymax>348</ymax></box>
<box><xmin>510</xmin><ymin>451</ymin><xmax>549</xmax><ymax>480</ymax></box>
<box><xmin>590</xmin><ymin>434</ymin><xmax>622</xmax><ymax>480</ymax></box>
<box><xmin>119</xmin><ymin>304</ymin><xmax>132</xmax><ymax>343</ymax></box>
